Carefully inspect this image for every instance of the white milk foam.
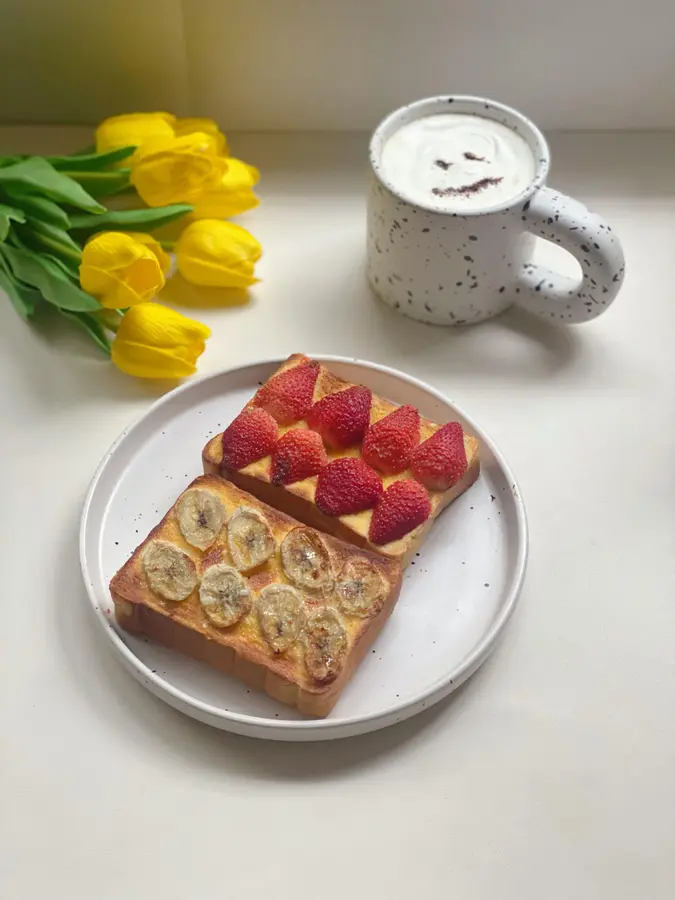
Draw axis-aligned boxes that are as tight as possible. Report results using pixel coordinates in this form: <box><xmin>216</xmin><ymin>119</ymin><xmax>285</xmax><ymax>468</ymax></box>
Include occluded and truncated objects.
<box><xmin>379</xmin><ymin>113</ymin><xmax>536</xmax><ymax>211</ymax></box>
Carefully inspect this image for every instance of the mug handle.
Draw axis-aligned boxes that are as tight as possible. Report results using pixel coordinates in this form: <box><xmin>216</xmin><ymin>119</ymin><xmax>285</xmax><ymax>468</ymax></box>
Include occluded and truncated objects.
<box><xmin>514</xmin><ymin>187</ymin><xmax>625</xmax><ymax>324</ymax></box>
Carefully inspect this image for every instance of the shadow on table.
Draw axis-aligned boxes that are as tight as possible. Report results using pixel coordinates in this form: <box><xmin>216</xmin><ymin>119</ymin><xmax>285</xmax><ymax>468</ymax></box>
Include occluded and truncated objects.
<box><xmin>9</xmin><ymin>253</ymin><xmax>599</xmax><ymax>409</ymax></box>
<box><xmin>158</xmin><ymin>273</ymin><xmax>252</xmax><ymax>310</ymax></box>
<box><xmin>13</xmin><ymin>303</ymin><xmax>183</xmax><ymax>401</ymax></box>
<box><xmin>55</xmin><ymin>509</ymin><xmax>497</xmax><ymax>780</ymax></box>
<box><xmin>358</xmin><ymin>282</ymin><xmax>590</xmax><ymax>381</ymax></box>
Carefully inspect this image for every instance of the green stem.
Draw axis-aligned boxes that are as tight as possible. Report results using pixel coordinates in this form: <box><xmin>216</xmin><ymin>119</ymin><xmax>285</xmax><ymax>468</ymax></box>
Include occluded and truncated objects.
<box><xmin>94</xmin><ymin>308</ymin><xmax>123</xmax><ymax>333</ymax></box>
<box><xmin>35</xmin><ymin>233</ymin><xmax>82</xmax><ymax>262</ymax></box>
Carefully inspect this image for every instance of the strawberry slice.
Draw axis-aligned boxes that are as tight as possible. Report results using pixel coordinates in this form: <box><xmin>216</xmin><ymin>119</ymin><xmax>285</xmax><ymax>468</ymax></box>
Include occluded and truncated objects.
<box><xmin>221</xmin><ymin>407</ymin><xmax>279</xmax><ymax>470</ymax></box>
<box><xmin>411</xmin><ymin>422</ymin><xmax>467</xmax><ymax>491</ymax></box>
<box><xmin>252</xmin><ymin>360</ymin><xmax>320</xmax><ymax>425</ymax></box>
<box><xmin>369</xmin><ymin>479</ymin><xmax>431</xmax><ymax>545</ymax></box>
<box><xmin>306</xmin><ymin>385</ymin><xmax>372</xmax><ymax>450</ymax></box>
<box><xmin>361</xmin><ymin>405</ymin><xmax>420</xmax><ymax>475</ymax></box>
<box><xmin>315</xmin><ymin>458</ymin><xmax>382</xmax><ymax>516</ymax></box>
<box><xmin>270</xmin><ymin>428</ymin><xmax>328</xmax><ymax>485</ymax></box>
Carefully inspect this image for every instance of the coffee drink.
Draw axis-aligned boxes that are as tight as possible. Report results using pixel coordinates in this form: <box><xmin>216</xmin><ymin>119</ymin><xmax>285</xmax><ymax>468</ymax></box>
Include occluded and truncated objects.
<box><xmin>379</xmin><ymin>113</ymin><xmax>536</xmax><ymax>212</ymax></box>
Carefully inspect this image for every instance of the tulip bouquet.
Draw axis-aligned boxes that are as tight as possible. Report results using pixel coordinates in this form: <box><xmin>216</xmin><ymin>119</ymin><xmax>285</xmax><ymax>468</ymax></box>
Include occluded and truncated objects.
<box><xmin>0</xmin><ymin>112</ymin><xmax>262</xmax><ymax>378</ymax></box>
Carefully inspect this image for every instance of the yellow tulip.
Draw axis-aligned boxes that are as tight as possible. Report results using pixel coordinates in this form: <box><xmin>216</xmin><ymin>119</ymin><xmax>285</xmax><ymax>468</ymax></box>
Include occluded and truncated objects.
<box><xmin>176</xmin><ymin>220</ymin><xmax>262</xmax><ymax>288</ymax></box>
<box><xmin>80</xmin><ymin>232</ymin><xmax>165</xmax><ymax>309</ymax></box>
<box><xmin>95</xmin><ymin>112</ymin><xmax>176</xmax><ymax>154</ymax></box>
<box><xmin>130</xmin><ymin>132</ymin><xmax>227</xmax><ymax>208</ymax></box>
<box><xmin>191</xmin><ymin>158</ymin><xmax>260</xmax><ymax>219</ymax></box>
<box><xmin>173</xmin><ymin>117</ymin><xmax>229</xmax><ymax>156</ymax></box>
<box><xmin>119</xmin><ymin>232</ymin><xmax>172</xmax><ymax>273</ymax></box>
<box><xmin>111</xmin><ymin>303</ymin><xmax>210</xmax><ymax>379</ymax></box>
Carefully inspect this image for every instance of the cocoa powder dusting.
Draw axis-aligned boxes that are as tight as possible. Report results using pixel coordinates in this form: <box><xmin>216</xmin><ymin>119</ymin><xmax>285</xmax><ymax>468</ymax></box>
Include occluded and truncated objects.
<box><xmin>463</xmin><ymin>151</ymin><xmax>487</xmax><ymax>162</ymax></box>
<box><xmin>432</xmin><ymin>176</ymin><xmax>503</xmax><ymax>198</ymax></box>
<box><xmin>434</xmin><ymin>159</ymin><xmax>452</xmax><ymax>170</ymax></box>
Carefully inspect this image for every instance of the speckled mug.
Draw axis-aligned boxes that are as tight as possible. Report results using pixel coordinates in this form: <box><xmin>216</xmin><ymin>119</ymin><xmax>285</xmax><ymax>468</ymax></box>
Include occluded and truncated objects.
<box><xmin>367</xmin><ymin>96</ymin><xmax>625</xmax><ymax>325</ymax></box>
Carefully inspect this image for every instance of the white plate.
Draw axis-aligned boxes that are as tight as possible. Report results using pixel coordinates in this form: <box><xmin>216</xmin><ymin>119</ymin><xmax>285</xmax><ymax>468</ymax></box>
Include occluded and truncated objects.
<box><xmin>80</xmin><ymin>356</ymin><xmax>528</xmax><ymax>741</ymax></box>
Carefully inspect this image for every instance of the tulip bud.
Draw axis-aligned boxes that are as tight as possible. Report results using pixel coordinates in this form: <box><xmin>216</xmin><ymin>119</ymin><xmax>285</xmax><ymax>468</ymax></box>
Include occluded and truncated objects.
<box><xmin>176</xmin><ymin>220</ymin><xmax>262</xmax><ymax>289</ymax></box>
<box><xmin>191</xmin><ymin>158</ymin><xmax>260</xmax><ymax>219</ymax></box>
<box><xmin>79</xmin><ymin>232</ymin><xmax>165</xmax><ymax>309</ymax></box>
<box><xmin>131</xmin><ymin>133</ymin><xmax>227</xmax><ymax>208</ymax></box>
<box><xmin>111</xmin><ymin>303</ymin><xmax>210</xmax><ymax>378</ymax></box>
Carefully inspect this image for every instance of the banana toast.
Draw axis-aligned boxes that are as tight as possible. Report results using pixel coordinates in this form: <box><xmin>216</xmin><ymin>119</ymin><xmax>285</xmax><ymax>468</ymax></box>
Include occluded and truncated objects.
<box><xmin>110</xmin><ymin>474</ymin><xmax>402</xmax><ymax>717</ymax></box>
<box><xmin>203</xmin><ymin>354</ymin><xmax>480</xmax><ymax>566</ymax></box>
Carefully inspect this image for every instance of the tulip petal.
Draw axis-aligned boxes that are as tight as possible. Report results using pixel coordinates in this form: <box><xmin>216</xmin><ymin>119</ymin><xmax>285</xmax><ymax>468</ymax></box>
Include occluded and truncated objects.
<box><xmin>82</xmin><ymin>231</ymin><xmax>146</xmax><ymax>268</ymax></box>
<box><xmin>116</xmin><ymin>302</ymin><xmax>211</xmax><ymax>348</ymax></box>
<box><xmin>219</xmin><ymin>158</ymin><xmax>259</xmax><ymax>189</ymax></box>
<box><xmin>191</xmin><ymin>190</ymin><xmax>259</xmax><ymax>220</ymax></box>
<box><xmin>121</xmin><ymin>231</ymin><xmax>171</xmax><ymax>272</ymax></box>
<box><xmin>178</xmin><ymin>257</ymin><xmax>258</xmax><ymax>288</ymax></box>
<box><xmin>112</xmin><ymin>340</ymin><xmax>203</xmax><ymax>378</ymax></box>
<box><xmin>80</xmin><ymin>264</ymin><xmax>159</xmax><ymax>310</ymax></box>
<box><xmin>79</xmin><ymin>264</ymin><xmax>117</xmax><ymax>299</ymax></box>
<box><xmin>174</xmin><ymin>117</ymin><xmax>229</xmax><ymax>156</ymax></box>
<box><xmin>188</xmin><ymin>158</ymin><xmax>259</xmax><ymax>219</ymax></box>
<box><xmin>82</xmin><ymin>267</ymin><xmax>127</xmax><ymax>309</ymax></box>
<box><xmin>241</xmin><ymin>162</ymin><xmax>260</xmax><ymax>184</ymax></box>
<box><xmin>120</xmin><ymin>257</ymin><xmax>166</xmax><ymax>305</ymax></box>
<box><xmin>96</xmin><ymin>112</ymin><xmax>176</xmax><ymax>156</ymax></box>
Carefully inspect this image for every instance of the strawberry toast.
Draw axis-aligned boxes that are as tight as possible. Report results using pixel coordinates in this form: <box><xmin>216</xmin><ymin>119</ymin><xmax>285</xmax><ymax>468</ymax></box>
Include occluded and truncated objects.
<box><xmin>203</xmin><ymin>355</ymin><xmax>480</xmax><ymax>565</ymax></box>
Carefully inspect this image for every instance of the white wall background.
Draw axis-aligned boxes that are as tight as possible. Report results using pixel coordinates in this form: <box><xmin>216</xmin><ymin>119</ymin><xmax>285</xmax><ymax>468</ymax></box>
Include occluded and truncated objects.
<box><xmin>2</xmin><ymin>0</ymin><xmax>675</xmax><ymax>130</ymax></box>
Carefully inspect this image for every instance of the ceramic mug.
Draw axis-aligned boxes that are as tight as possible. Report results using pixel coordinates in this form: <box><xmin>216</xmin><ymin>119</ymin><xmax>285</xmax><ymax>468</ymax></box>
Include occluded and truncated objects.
<box><xmin>366</xmin><ymin>96</ymin><xmax>625</xmax><ymax>326</ymax></box>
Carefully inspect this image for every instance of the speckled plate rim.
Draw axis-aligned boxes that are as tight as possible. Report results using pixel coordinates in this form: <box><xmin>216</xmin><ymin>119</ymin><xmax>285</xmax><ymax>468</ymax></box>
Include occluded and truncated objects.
<box><xmin>80</xmin><ymin>355</ymin><xmax>528</xmax><ymax>741</ymax></box>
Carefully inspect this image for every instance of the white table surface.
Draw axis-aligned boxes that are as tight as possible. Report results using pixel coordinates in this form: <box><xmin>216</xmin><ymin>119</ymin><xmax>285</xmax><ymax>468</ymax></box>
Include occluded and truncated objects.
<box><xmin>2</xmin><ymin>127</ymin><xmax>674</xmax><ymax>900</ymax></box>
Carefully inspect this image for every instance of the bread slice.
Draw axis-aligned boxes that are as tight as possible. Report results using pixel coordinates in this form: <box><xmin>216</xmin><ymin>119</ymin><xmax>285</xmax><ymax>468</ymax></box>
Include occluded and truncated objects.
<box><xmin>110</xmin><ymin>474</ymin><xmax>402</xmax><ymax>717</ymax></box>
<box><xmin>203</xmin><ymin>354</ymin><xmax>480</xmax><ymax>566</ymax></box>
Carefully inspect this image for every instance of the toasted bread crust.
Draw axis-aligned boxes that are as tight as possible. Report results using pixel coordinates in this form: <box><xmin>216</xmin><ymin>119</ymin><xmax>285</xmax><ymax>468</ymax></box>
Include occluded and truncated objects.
<box><xmin>111</xmin><ymin>475</ymin><xmax>402</xmax><ymax>717</ymax></box>
<box><xmin>203</xmin><ymin>354</ymin><xmax>480</xmax><ymax>565</ymax></box>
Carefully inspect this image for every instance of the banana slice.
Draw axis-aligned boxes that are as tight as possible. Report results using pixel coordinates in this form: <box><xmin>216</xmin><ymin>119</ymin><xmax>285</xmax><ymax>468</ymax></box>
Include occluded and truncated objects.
<box><xmin>280</xmin><ymin>527</ymin><xmax>334</xmax><ymax>596</ymax></box>
<box><xmin>176</xmin><ymin>488</ymin><xmax>226</xmax><ymax>550</ymax></box>
<box><xmin>256</xmin><ymin>584</ymin><xmax>306</xmax><ymax>653</ymax></box>
<box><xmin>227</xmin><ymin>506</ymin><xmax>275</xmax><ymax>572</ymax></box>
<box><xmin>199</xmin><ymin>563</ymin><xmax>252</xmax><ymax>627</ymax></box>
<box><xmin>143</xmin><ymin>540</ymin><xmax>198</xmax><ymax>602</ymax></box>
<box><xmin>336</xmin><ymin>558</ymin><xmax>388</xmax><ymax>618</ymax></box>
<box><xmin>303</xmin><ymin>607</ymin><xmax>348</xmax><ymax>684</ymax></box>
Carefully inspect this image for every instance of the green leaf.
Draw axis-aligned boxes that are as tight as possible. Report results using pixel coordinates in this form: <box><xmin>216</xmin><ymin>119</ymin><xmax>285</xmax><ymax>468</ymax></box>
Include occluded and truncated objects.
<box><xmin>57</xmin><ymin>308</ymin><xmax>112</xmax><ymax>355</ymax></box>
<box><xmin>7</xmin><ymin>225</ymin><xmax>36</xmax><ymax>252</ymax></box>
<box><xmin>0</xmin><ymin>253</ymin><xmax>38</xmax><ymax>318</ymax></box>
<box><xmin>1</xmin><ymin>243</ymin><xmax>100</xmax><ymax>312</ymax></box>
<box><xmin>9</xmin><ymin>222</ymin><xmax>80</xmax><ymax>276</ymax></box>
<box><xmin>0</xmin><ymin>157</ymin><xmax>105</xmax><ymax>213</ymax></box>
<box><xmin>0</xmin><ymin>202</ymin><xmax>26</xmax><ymax>224</ymax></box>
<box><xmin>69</xmin><ymin>203</ymin><xmax>193</xmax><ymax>233</ymax></box>
<box><xmin>0</xmin><ymin>203</ymin><xmax>26</xmax><ymax>241</ymax></box>
<box><xmin>64</xmin><ymin>168</ymin><xmax>131</xmax><ymax>198</ymax></box>
<box><xmin>42</xmin><ymin>251</ymin><xmax>80</xmax><ymax>279</ymax></box>
<box><xmin>48</xmin><ymin>145</ymin><xmax>135</xmax><ymax>171</ymax></box>
<box><xmin>20</xmin><ymin>219</ymin><xmax>82</xmax><ymax>261</ymax></box>
<box><xmin>1</xmin><ymin>184</ymin><xmax>70</xmax><ymax>227</ymax></box>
